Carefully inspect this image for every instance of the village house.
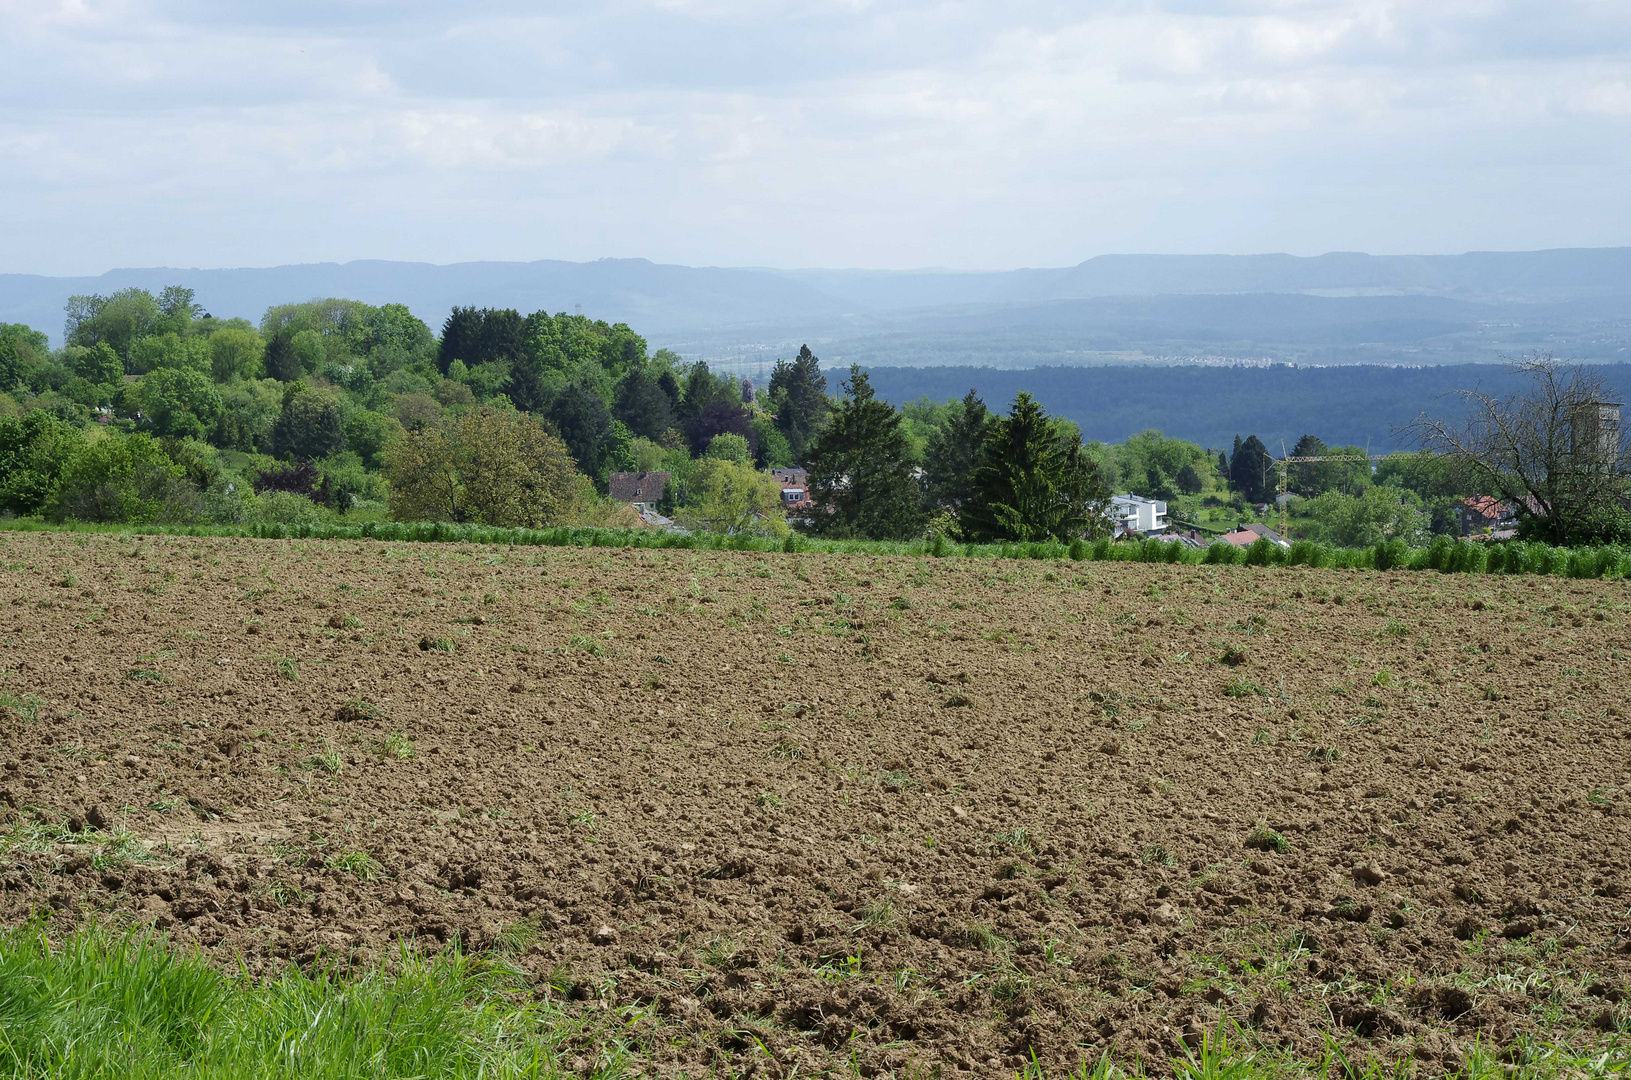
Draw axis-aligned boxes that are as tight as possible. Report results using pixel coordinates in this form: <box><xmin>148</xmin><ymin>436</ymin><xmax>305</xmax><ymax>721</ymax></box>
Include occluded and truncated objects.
<box><xmin>1220</xmin><ymin>522</ymin><xmax>1290</xmax><ymax>549</ymax></box>
<box><xmin>770</xmin><ymin>468</ymin><xmax>812</xmax><ymax>512</ymax></box>
<box><xmin>1458</xmin><ymin>495</ymin><xmax>1516</xmax><ymax>536</ymax></box>
<box><xmin>1108</xmin><ymin>494</ymin><xmax>1167</xmax><ymax>536</ymax></box>
<box><xmin>608</xmin><ymin>471</ymin><xmax>669</xmax><ymax>511</ymax></box>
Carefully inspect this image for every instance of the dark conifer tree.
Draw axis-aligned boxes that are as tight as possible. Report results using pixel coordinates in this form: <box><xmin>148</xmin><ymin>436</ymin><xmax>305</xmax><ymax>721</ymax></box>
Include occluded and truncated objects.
<box><xmin>613</xmin><ymin>370</ymin><xmax>677</xmax><ymax>440</ymax></box>
<box><xmin>545</xmin><ymin>381</ymin><xmax>613</xmax><ymax>477</ymax></box>
<box><xmin>922</xmin><ymin>389</ymin><xmax>992</xmax><ymax>510</ymax></box>
<box><xmin>264</xmin><ymin>331</ymin><xmax>303</xmax><ymax>382</ymax></box>
<box><xmin>768</xmin><ymin>345</ymin><xmax>830</xmax><ymax>464</ymax></box>
<box><xmin>1229</xmin><ymin>434</ymin><xmax>1274</xmax><ymax>504</ymax></box>
<box><xmin>961</xmin><ymin>393</ymin><xmax>1109</xmax><ymax>542</ymax></box>
<box><xmin>803</xmin><ymin>366</ymin><xmax>923</xmax><ymax>540</ymax></box>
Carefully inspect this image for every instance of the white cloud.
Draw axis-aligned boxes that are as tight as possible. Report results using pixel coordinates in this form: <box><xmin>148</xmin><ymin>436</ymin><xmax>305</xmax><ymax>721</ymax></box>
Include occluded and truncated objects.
<box><xmin>0</xmin><ymin>0</ymin><xmax>1626</xmax><ymax>273</ymax></box>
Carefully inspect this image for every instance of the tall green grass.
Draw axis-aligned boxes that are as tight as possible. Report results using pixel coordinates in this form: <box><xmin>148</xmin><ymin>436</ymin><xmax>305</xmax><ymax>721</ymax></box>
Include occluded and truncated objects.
<box><xmin>2</xmin><ymin>517</ymin><xmax>1627</xmax><ymax>579</ymax></box>
<box><xmin>0</xmin><ymin>925</ymin><xmax>610</xmax><ymax>1079</ymax></box>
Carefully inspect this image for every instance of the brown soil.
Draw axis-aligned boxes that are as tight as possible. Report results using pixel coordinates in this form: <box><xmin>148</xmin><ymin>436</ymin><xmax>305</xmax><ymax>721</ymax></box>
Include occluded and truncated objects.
<box><xmin>1</xmin><ymin>531</ymin><xmax>1629</xmax><ymax>1075</ymax></box>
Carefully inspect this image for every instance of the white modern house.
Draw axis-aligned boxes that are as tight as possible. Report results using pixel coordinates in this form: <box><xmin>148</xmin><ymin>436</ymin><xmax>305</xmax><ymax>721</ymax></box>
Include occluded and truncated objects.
<box><xmin>1108</xmin><ymin>494</ymin><xmax>1168</xmax><ymax>535</ymax></box>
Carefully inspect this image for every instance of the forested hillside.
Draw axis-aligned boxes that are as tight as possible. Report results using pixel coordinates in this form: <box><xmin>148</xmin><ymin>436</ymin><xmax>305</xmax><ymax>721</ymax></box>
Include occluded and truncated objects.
<box><xmin>863</xmin><ymin>362</ymin><xmax>1631</xmax><ymax>452</ymax></box>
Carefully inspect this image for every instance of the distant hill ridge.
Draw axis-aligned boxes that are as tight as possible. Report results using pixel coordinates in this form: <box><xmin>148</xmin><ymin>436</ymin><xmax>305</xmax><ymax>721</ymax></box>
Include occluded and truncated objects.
<box><xmin>3</xmin><ymin>247</ymin><xmax>1630</xmax><ymax>346</ymax></box>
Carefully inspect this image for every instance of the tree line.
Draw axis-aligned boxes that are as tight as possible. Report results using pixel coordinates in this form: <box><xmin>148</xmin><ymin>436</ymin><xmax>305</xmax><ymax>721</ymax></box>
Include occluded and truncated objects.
<box><xmin>0</xmin><ymin>292</ymin><xmax>1621</xmax><ymax>547</ymax></box>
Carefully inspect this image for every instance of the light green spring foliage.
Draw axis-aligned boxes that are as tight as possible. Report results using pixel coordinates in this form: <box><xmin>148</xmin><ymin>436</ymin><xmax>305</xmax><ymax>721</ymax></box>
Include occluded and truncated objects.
<box><xmin>677</xmin><ymin>457</ymin><xmax>789</xmax><ymax>537</ymax></box>
<box><xmin>703</xmin><ymin>432</ymin><xmax>750</xmax><ymax>463</ymax></box>
<box><xmin>0</xmin><ymin>926</ymin><xmax>600</xmax><ymax>1080</ymax></box>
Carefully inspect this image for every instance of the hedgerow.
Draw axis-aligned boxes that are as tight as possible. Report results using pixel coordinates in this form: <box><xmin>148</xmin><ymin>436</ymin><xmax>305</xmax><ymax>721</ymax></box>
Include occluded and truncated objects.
<box><xmin>2</xmin><ymin>517</ymin><xmax>1626</xmax><ymax>579</ymax></box>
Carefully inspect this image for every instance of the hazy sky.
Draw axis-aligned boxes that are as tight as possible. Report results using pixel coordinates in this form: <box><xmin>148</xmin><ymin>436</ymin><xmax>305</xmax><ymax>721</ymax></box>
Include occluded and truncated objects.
<box><xmin>3</xmin><ymin>1</ymin><xmax>1629</xmax><ymax>275</ymax></box>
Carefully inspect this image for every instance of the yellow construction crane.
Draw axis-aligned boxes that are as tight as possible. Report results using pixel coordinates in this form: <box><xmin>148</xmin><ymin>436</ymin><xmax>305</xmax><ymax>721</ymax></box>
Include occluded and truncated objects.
<box><xmin>1272</xmin><ymin>442</ymin><xmax>1412</xmax><ymax>536</ymax></box>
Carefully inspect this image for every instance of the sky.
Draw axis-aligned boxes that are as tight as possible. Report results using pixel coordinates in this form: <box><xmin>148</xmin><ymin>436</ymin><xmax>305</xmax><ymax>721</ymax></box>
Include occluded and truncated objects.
<box><xmin>2</xmin><ymin>0</ymin><xmax>1629</xmax><ymax>276</ymax></box>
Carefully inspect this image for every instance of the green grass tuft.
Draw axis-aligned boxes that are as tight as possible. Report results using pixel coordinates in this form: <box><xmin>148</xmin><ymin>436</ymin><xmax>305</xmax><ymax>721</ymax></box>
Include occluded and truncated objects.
<box><xmin>0</xmin><ymin>924</ymin><xmax>616</xmax><ymax>1079</ymax></box>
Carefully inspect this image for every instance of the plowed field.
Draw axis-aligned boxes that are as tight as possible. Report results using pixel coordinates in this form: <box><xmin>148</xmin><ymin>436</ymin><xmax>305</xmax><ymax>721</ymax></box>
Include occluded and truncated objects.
<box><xmin>1</xmin><ymin>532</ymin><xmax>1628</xmax><ymax>1076</ymax></box>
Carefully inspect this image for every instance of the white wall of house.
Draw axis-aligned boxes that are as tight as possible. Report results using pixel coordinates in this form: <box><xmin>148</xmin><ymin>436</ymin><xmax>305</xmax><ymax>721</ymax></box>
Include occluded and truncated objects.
<box><xmin>1109</xmin><ymin>494</ymin><xmax>1167</xmax><ymax>534</ymax></box>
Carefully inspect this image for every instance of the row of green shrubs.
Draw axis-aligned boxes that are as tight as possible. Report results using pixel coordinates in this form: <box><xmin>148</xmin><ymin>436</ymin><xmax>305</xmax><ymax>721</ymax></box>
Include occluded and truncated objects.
<box><xmin>1106</xmin><ymin>533</ymin><xmax>1631</xmax><ymax>580</ymax></box>
<box><xmin>6</xmin><ymin>517</ymin><xmax>1628</xmax><ymax>579</ymax></box>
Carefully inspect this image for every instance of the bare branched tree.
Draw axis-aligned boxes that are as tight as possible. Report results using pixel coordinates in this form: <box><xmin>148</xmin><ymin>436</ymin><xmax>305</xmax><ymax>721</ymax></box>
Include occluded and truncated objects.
<box><xmin>1405</xmin><ymin>354</ymin><xmax>1628</xmax><ymax>546</ymax></box>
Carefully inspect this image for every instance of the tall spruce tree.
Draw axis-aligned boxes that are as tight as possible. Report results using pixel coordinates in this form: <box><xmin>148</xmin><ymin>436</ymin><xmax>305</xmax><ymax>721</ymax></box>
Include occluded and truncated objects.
<box><xmin>961</xmin><ymin>392</ymin><xmax>1109</xmax><ymax>543</ymax></box>
<box><xmin>922</xmin><ymin>389</ymin><xmax>992</xmax><ymax>510</ymax></box>
<box><xmin>802</xmin><ymin>366</ymin><xmax>924</xmax><ymax>540</ymax></box>
<box><xmin>1287</xmin><ymin>433</ymin><xmax>1329</xmax><ymax>496</ymax></box>
<box><xmin>1228</xmin><ymin>434</ymin><xmax>1275</xmax><ymax>503</ymax></box>
<box><xmin>546</xmin><ymin>381</ymin><xmax>613</xmax><ymax>478</ymax></box>
<box><xmin>612</xmin><ymin>370</ymin><xmax>677</xmax><ymax>440</ymax></box>
<box><xmin>768</xmin><ymin>345</ymin><xmax>830</xmax><ymax>463</ymax></box>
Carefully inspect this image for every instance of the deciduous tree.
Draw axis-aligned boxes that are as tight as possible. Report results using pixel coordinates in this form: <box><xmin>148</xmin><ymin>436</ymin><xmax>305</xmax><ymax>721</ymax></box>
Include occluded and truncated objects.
<box><xmin>678</xmin><ymin>458</ymin><xmax>788</xmax><ymax>537</ymax></box>
<box><xmin>127</xmin><ymin>368</ymin><xmax>223</xmax><ymax>442</ymax></box>
<box><xmin>210</xmin><ymin>328</ymin><xmax>265</xmax><ymax>382</ymax></box>
<box><xmin>1407</xmin><ymin>354</ymin><xmax>1631</xmax><ymax>544</ymax></box>
<box><xmin>386</xmin><ymin>408</ymin><xmax>585</xmax><ymax>527</ymax></box>
<box><xmin>272</xmin><ymin>383</ymin><xmax>346</xmax><ymax>461</ymax></box>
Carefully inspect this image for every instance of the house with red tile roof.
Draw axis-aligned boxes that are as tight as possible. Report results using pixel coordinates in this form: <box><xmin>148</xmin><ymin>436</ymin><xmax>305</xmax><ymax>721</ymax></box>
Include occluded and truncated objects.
<box><xmin>1220</xmin><ymin>523</ymin><xmax>1289</xmax><ymax>548</ymax></box>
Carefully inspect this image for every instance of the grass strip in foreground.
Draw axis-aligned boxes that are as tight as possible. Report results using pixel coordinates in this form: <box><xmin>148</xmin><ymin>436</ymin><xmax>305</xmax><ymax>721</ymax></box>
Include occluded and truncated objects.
<box><xmin>1</xmin><ymin>517</ymin><xmax>1628</xmax><ymax>580</ymax></box>
<box><xmin>0</xmin><ymin>927</ymin><xmax>1626</xmax><ymax>1079</ymax></box>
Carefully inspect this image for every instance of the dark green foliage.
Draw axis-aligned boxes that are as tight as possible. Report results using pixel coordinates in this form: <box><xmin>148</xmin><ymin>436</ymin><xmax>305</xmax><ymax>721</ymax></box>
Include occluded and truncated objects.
<box><xmin>438</xmin><ymin>307</ymin><xmax>525</xmax><ymax>377</ymax></box>
<box><xmin>546</xmin><ymin>381</ymin><xmax>613</xmax><ymax>477</ymax></box>
<box><xmin>252</xmin><ymin>460</ymin><xmax>319</xmax><ymax>497</ymax></box>
<box><xmin>685</xmin><ymin>399</ymin><xmax>755</xmax><ymax>458</ymax></box>
<box><xmin>613</xmin><ymin>370</ymin><xmax>676</xmax><ymax>440</ymax></box>
<box><xmin>69</xmin><ymin>342</ymin><xmax>123</xmax><ymax>387</ymax></box>
<box><xmin>272</xmin><ymin>383</ymin><xmax>346</xmax><ymax>461</ymax></box>
<box><xmin>768</xmin><ymin>345</ymin><xmax>830</xmax><ymax>463</ymax></box>
<box><xmin>803</xmin><ymin>366</ymin><xmax>925</xmax><ymax>541</ymax></box>
<box><xmin>354</xmin><ymin>303</ymin><xmax>437</xmax><ymax>374</ymax></box>
<box><xmin>213</xmin><ymin>379</ymin><xmax>282</xmax><ymax>453</ymax></box>
<box><xmin>0</xmin><ymin>324</ymin><xmax>52</xmax><ymax>397</ymax></box>
<box><xmin>523</xmin><ymin>312</ymin><xmax>649</xmax><ymax>400</ymax></box>
<box><xmin>64</xmin><ymin>288</ymin><xmax>162</xmax><ymax>360</ymax></box>
<box><xmin>922</xmin><ymin>389</ymin><xmax>991</xmax><ymax>510</ymax></box>
<box><xmin>340</xmin><ymin>408</ymin><xmax>403</xmax><ymax>470</ymax></box>
<box><xmin>678</xmin><ymin>362</ymin><xmax>737</xmax><ymax>421</ymax></box>
<box><xmin>1229</xmin><ymin>434</ymin><xmax>1275</xmax><ymax>503</ymax></box>
<box><xmin>262</xmin><ymin>331</ymin><xmax>302</xmax><ymax>382</ymax></box>
<box><xmin>1109</xmin><ymin>429</ymin><xmax>1216</xmax><ymax>500</ymax></box>
<box><xmin>1287</xmin><ymin>434</ymin><xmax>1329</xmax><ymax>495</ymax></box>
<box><xmin>657</xmin><ymin>371</ymin><xmax>682</xmax><ymax>411</ymax></box>
<box><xmin>505</xmin><ymin>354</ymin><xmax>547</xmax><ymax>413</ymax></box>
<box><xmin>0</xmin><ymin>338</ymin><xmax>17</xmax><ymax>394</ymax></box>
<box><xmin>961</xmin><ymin>392</ymin><xmax>1110</xmax><ymax>543</ymax></box>
<box><xmin>750</xmin><ymin>415</ymin><xmax>793</xmax><ymax>468</ymax></box>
